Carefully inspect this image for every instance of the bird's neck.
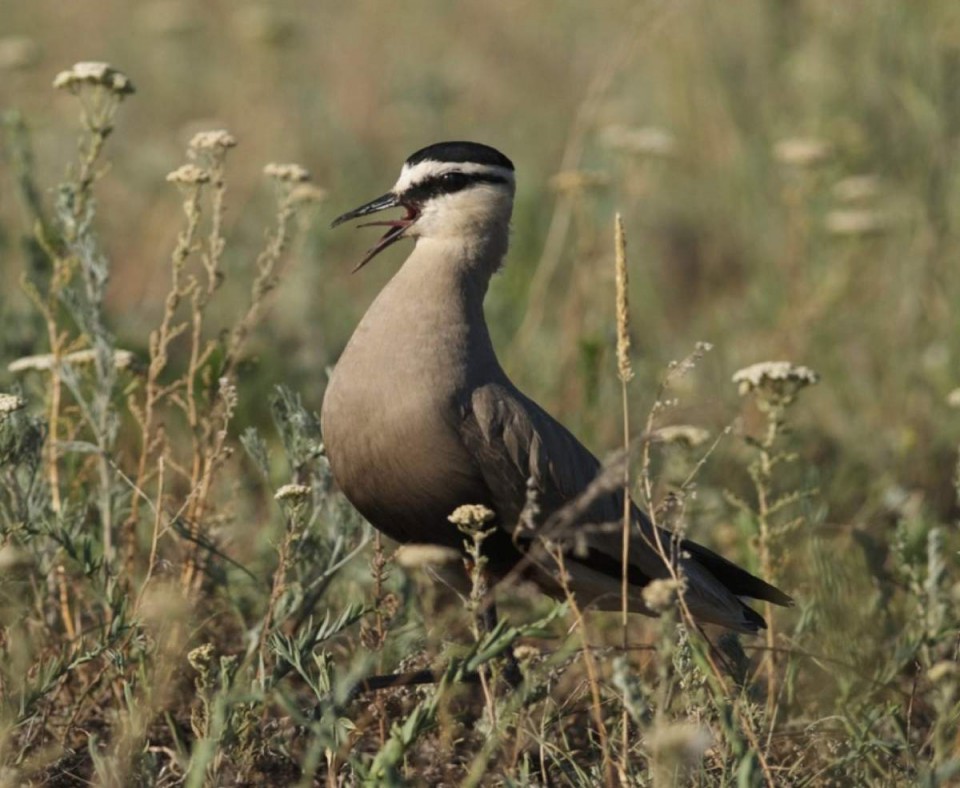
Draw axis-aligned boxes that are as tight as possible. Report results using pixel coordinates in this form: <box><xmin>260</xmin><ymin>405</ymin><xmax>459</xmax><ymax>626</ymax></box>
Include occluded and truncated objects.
<box><xmin>347</xmin><ymin>236</ymin><xmax>505</xmax><ymax>386</ymax></box>
<box><xmin>407</xmin><ymin>226</ymin><xmax>509</xmax><ymax>287</ymax></box>
<box><xmin>390</xmin><ymin>237</ymin><xmax>497</xmax><ymax>325</ymax></box>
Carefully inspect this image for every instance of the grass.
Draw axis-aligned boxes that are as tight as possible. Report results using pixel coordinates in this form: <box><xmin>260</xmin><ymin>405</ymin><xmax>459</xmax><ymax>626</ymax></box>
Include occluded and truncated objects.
<box><xmin>0</xmin><ymin>2</ymin><xmax>959</xmax><ymax>784</ymax></box>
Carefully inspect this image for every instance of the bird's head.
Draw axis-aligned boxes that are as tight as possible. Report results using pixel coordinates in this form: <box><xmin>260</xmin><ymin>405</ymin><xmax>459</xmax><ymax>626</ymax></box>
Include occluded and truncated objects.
<box><xmin>332</xmin><ymin>141</ymin><xmax>516</xmax><ymax>272</ymax></box>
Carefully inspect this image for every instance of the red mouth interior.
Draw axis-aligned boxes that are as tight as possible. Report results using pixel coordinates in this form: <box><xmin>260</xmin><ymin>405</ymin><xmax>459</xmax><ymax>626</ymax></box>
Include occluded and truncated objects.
<box><xmin>352</xmin><ymin>204</ymin><xmax>420</xmax><ymax>271</ymax></box>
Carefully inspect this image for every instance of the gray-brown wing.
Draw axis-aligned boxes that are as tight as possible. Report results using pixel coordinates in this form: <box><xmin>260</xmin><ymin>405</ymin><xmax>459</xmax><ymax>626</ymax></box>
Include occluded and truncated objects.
<box><xmin>458</xmin><ymin>382</ymin><xmax>792</xmax><ymax>625</ymax></box>
<box><xmin>459</xmin><ymin>382</ymin><xmax>619</xmax><ymax>532</ymax></box>
<box><xmin>458</xmin><ymin>382</ymin><xmax>672</xmax><ymax>590</ymax></box>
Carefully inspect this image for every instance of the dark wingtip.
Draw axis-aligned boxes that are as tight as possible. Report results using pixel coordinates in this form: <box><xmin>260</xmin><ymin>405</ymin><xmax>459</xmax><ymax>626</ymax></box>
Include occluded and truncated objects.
<box><xmin>741</xmin><ymin>604</ymin><xmax>767</xmax><ymax>632</ymax></box>
<box><xmin>681</xmin><ymin>538</ymin><xmax>794</xmax><ymax>608</ymax></box>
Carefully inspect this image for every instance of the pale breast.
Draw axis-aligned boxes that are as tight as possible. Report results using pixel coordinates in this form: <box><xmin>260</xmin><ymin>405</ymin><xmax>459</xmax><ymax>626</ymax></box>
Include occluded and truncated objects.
<box><xmin>321</xmin><ymin>325</ymin><xmax>488</xmax><ymax>546</ymax></box>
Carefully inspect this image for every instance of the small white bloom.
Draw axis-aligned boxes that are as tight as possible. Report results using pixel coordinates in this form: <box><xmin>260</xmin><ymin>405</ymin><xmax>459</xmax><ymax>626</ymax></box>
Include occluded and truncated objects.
<box><xmin>287</xmin><ymin>184</ymin><xmax>328</xmax><ymax>205</ymax></box>
<box><xmin>53</xmin><ymin>61</ymin><xmax>135</xmax><ymax>96</ymax></box>
<box><xmin>642</xmin><ymin>577</ymin><xmax>684</xmax><ymax>614</ymax></box>
<box><xmin>0</xmin><ymin>393</ymin><xmax>26</xmax><ymax>415</ymax></box>
<box><xmin>773</xmin><ymin>137</ymin><xmax>831</xmax><ymax>167</ymax></box>
<box><xmin>189</xmin><ymin>129</ymin><xmax>238</xmax><ymax>152</ymax></box>
<box><xmin>653</xmin><ymin>425</ymin><xmax>710</xmax><ymax>448</ymax></box>
<box><xmin>263</xmin><ymin>163</ymin><xmax>311</xmax><ymax>183</ymax></box>
<box><xmin>448</xmin><ymin>504</ymin><xmax>496</xmax><ymax>528</ymax></box>
<box><xmin>166</xmin><ymin>164</ymin><xmax>210</xmax><ymax>186</ymax></box>
<box><xmin>733</xmin><ymin>361</ymin><xmax>819</xmax><ymax>398</ymax></box>
<box><xmin>647</xmin><ymin>721</ymin><xmax>712</xmax><ymax>762</ymax></box>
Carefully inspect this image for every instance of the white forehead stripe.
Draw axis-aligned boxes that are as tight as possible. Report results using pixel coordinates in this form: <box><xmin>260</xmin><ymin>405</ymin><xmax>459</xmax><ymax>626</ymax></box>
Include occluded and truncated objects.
<box><xmin>392</xmin><ymin>160</ymin><xmax>515</xmax><ymax>193</ymax></box>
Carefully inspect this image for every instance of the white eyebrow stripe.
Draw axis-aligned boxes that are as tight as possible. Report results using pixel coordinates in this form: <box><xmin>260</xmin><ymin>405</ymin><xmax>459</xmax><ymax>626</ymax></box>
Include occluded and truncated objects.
<box><xmin>392</xmin><ymin>160</ymin><xmax>515</xmax><ymax>193</ymax></box>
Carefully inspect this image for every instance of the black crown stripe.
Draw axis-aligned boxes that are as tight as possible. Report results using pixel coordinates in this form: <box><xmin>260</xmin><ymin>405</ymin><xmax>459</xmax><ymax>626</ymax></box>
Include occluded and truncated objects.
<box><xmin>405</xmin><ymin>141</ymin><xmax>514</xmax><ymax>171</ymax></box>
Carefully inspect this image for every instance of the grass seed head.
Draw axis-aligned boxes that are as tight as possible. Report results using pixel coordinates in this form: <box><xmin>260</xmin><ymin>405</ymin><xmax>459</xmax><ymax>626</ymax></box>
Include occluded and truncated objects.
<box><xmin>614</xmin><ymin>213</ymin><xmax>633</xmax><ymax>383</ymax></box>
<box><xmin>274</xmin><ymin>483</ymin><xmax>311</xmax><ymax>503</ymax></box>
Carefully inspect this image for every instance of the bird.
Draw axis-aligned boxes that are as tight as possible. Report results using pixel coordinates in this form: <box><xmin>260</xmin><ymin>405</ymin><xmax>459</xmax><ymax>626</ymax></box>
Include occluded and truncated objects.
<box><xmin>321</xmin><ymin>140</ymin><xmax>792</xmax><ymax>636</ymax></box>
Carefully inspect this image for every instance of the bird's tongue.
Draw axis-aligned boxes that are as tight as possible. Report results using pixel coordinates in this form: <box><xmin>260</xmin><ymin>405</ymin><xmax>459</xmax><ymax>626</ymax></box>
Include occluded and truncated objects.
<box><xmin>352</xmin><ymin>206</ymin><xmax>418</xmax><ymax>272</ymax></box>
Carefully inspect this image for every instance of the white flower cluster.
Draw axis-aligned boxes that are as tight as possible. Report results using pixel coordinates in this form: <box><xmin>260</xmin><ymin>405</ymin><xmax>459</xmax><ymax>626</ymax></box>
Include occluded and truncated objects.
<box><xmin>733</xmin><ymin>361</ymin><xmax>820</xmax><ymax>409</ymax></box>
<box><xmin>53</xmin><ymin>61</ymin><xmax>135</xmax><ymax>96</ymax></box>
<box><xmin>733</xmin><ymin>361</ymin><xmax>819</xmax><ymax>394</ymax></box>
<box><xmin>189</xmin><ymin>130</ymin><xmax>238</xmax><ymax>152</ymax></box>
<box><xmin>448</xmin><ymin>503</ymin><xmax>496</xmax><ymax>528</ymax></box>
<box><xmin>0</xmin><ymin>393</ymin><xmax>26</xmax><ymax>416</ymax></box>
<box><xmin>166</xmin><ymin>164</ymin><xmax>210</xmax><ymax>186</ymax></box>
<box><xmin>653</xmin><ymin>425</ymin><xmax>711</xmax><ymax>448</ymax></box>
<box><xmin>263</xmin><ymin>163</ymin><xmax>311</xmax><ymax>183</ymax></box>
<box><xmin>641</xmin><ymin>577</ymin><xmax>685</xmax><ymax>614</ymax></box>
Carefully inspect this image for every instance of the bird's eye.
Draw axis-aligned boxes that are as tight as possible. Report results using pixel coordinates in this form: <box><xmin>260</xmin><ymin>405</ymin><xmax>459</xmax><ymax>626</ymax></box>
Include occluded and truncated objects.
<box><xmin>441</xmin><ymin>172</ymin><xmax>468</xmax><ymax>188</ymax></box>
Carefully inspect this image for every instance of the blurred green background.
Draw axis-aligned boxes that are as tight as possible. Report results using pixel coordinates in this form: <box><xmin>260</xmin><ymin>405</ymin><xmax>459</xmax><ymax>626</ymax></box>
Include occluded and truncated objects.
<box><xmin>2</xmin><ymin>0</ymin><xmax>959</xmax><ymax>546</ymax></box>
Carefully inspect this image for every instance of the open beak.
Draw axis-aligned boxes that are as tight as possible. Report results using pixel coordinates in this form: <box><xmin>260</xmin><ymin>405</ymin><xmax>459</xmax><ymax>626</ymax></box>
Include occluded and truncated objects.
<box><xmin>331</xmin><ymin>192</ymin><xmax>419</xmax><ymax>272</ymax></box>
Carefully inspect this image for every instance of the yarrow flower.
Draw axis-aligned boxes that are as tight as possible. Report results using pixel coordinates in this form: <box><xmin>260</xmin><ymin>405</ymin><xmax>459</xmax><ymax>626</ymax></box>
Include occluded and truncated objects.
<box><xmin>263</xmin><ymin>163</ymin><xmax>311</xmax><ymax>183</ymax></box>
<box><xmin>287</xmin><ymin>184</ymin><xmax>327</xmax><ymax>205</ymax></box>
<box><xmin>647</xmin><ymin>721</ymin><xmax>712</xmax><ymax>764</ymax></box>
<box><xmin>187</xmin><ymin>643</ymin><xmax>215</xmax><ymax>672</ymax></box>
<box><xmin>773</xmin><ymin>137</ymin><xmax>831</xmax><ymax>168</ymax></box>
<box><xmin>652</xmin><ymin>425</ymin><xmax>711</xmax><ymax>448</ymax></box>
<box><xmin>166</xmin><ymin>164</ymin><xmax>210</xmax><ymax>186</ymax></box>
<box><xmin>733</xmin><ymin>361</ymin><xmax>819</xmax><ymax>409</ymax></box>
<box><xmin>641</xmin><ymin>577</ymin><xmax>685</xmax><ymax>614</ymax></box>
<box><xmin>448</xmin><ymin>503</ymin><xmax>495</xmax><ymax>529</ymax></box>
<box><xmin>0</xmin><ymin>393</ymin><xmax>26</xmax><ymax>418</ymax></box>
<box><xmin>188</xmin><ymin>129</ymin><xmax>238</xmax><ymax>152</ymax></box>
<box><xmin>53</xmin><ymin>61</ymin><xmax>135</xmax><ymax>97</ymax></box>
